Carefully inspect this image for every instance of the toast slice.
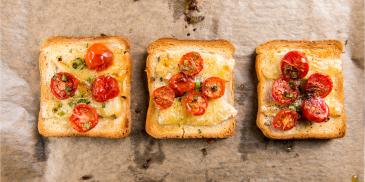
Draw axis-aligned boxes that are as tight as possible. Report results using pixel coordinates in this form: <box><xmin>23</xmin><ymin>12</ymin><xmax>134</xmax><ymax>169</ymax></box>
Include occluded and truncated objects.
<box><xmin>256</xmin><ymin>40</ymin><xmax>345</xmax><ymax>139</ymax></box>
<box><xmin>145</xmin><ymin>38</ymin><xmax>237</xmax><ymax>139</ymax></box>
<box><xmin>38</xmin><ymin>36</ymin><xmax>131</xmax><ymax>138</ymax></box>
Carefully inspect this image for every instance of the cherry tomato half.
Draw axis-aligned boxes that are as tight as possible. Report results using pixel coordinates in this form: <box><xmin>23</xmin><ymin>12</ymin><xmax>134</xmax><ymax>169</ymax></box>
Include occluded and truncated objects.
<box><xmin>168</xmin><ymin>73</ymin><xmax>195</xmax><ymax>96</ymax></box>
<box><xmin>153</xmin><ymin>86</ymin><xmax>175</xmax><ymax>109</ymax></box>
<box><xmin>50</xmin><ymin>72</ymin><xmax>78</xmax><ymax>100</ymax></box>
<box><xmin>179</xmin><ymin>52</ymin><xmax>204</xmax><ymax>76</ymax></box>
<box><xmin>272</xmin><ymin>78</ymin><xmax>299</xmax><ymax>105</ymax></box>
<box><xmin>272</xmin><ymin>109</ymin><xmax>299</xmax><ymax>131</ymax></box>
<box><xmin>304</xmin><ymin>73</ymin><xmax>333</xmax><ymax>98</ymax></box>
<box><xmin>85</xmin><ymin>43</ymin><xmax>113</xmax><ymax>71</ymax></box>
<box><xmin>92</xmin><ymin>75</ymin><xmax>120</xmax><ymax>102</ymax></box>
<box><xmin>281</xmin><ymin>51</ymin><xmax>309</xmax><ymax>80</ymax></box>
<box><xmin>302</xmin><ymin>97</ymin><xmax>329</xmax><ymax>123</ymax></box>
<box><xmin>69</xmin><ymin>104</ymin><xmax>98</xmax><ymax>132</ymax></box>
<box><xmin>202</xmin><ymin>77</ymin><xmax>225</xmax><ymax>99</ymax></box>
<box><xmin>183</xmin><ymin>91</ymin><xmax>208</xmax><ymax>116</ymax></box>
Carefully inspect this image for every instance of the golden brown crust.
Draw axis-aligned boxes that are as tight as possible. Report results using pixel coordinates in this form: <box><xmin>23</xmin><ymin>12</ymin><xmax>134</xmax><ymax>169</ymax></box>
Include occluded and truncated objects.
<box><xmin>38</xmin><ymin>36</ymin><xmax>131</xmax><ymax>138</ymax></box>
<box><xmin>256</xmin><ymin>40</ymin><xmax>346</xmax><ymax>139</ymax></box>
<box><xmin>145</xmin><ymin>38</ymin><xmax>236</xmax><ymax>139</ymax></box>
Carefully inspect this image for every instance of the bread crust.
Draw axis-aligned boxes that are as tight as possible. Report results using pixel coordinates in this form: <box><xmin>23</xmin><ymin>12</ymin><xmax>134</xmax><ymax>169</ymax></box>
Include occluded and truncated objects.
<box><xmin>256</xmin><ymin>40</ymin><xmax>346</xmax><ymax>139</ymax></box>
<box><xmin>38</xmin><ymin>36</ymin><xmax>131</xmax><ymax>138</ymax></box>
<box><xmin>145</xmin><ymin>38</ymin><xmax>236</xmax><ymax>139</ymax></box>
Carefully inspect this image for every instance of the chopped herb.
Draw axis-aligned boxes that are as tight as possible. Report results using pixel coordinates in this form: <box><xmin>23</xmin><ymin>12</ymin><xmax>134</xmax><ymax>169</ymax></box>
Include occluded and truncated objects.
<box><xmin>86</xmin><ymin>43</ymin><xmax>89</xmax><ymax>48</ymax></box>
<box><xmin>288</xmin><ymin>80</ymin><xmax>295</xmax><ymax>88</ymax></box>
<box><xmin>86</xmin><ymin>77</ymin><xmax>93</xmax><ymax>83</ymax></box>
<box><xmin>72</xmin><ymin>58</ymin><xmax>86</xmax><ymax>70</ymax></box>
<box><xmin>68</xmin><ymin>101</ymin><xmax>75</xmax><ymax>107</ymax></box>
<box><xmin>195</xmin><ymin>82</ymin><xmax>201</xmax><ymax>90</ymax></box>
<box><xmin>198</xmin><ymin>129</ymin><xmax>202</xmax><ymax>134</ymax></box>
<box><xmin>84</xmin><ymin>122</ymin><xmax>90</xmax><ymax>129</ymax></box>
<box><xmin>288</xmin><ymin>105</ymin><xmax>296</xmax><ymax>110</ymax></box>
<box><xmin>52</xmin><ymin>102</ymin><xmax>62</xmax><ymax>112</ymax></box>
<box><xmin>58</xmin><ymin>111</ymin><xmax>65</xmax><ymax>116</ymax></box>
<box><xmin>77</xmin><ymin>98</ymin><xmax>90</xmax><ymax>104</ymax></box>
<box><xmin>65</xmin><ymin>86</ymin><xmax>72</xmax><ymax>92</ymax></box>
<box><xmin>102</xmin><ymin>103</ymin><xmax>106</xmax><ymax>108</ymax></box>
<box><xmin>193</xmin><ymin>96</ymin><xmax>199</xmax><ymax>102</ymax></box>
<box><xmin>184</xmin><ymin>60</ymin><xmax>188</xmax><ymax>66</ymax></box>
<box><xmin>61</xmin><ymin>74</ymin><xmax>68</xmax><ymax>82</ymax></box>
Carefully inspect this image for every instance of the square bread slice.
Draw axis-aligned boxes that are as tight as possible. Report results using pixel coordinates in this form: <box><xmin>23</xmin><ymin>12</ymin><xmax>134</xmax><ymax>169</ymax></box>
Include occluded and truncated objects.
<box><xmin>38</xmin><ymin>36</ymin><xmax>131</xmax><ymax>138</ymax></box>
<box><xmin>145</xmin><ymin>38</ymin><xmax>237</xmax><ymax>139</ymax></box>
<box><xmin>256</xmin><ymin>40</ymin><xmax>345</xmax><ymax>139</ymax></box>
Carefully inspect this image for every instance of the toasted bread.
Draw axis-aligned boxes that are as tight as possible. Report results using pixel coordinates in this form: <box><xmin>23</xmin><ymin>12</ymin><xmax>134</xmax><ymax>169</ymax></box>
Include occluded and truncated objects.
<box><xmin>256</xmin><ymin>40</ymin><xmax>345</xmax><ymax>139</ymax></box>
<box><xmin>38</xmin><ymin>36</ymin><xmax>131</xmax><ymax>138</ymax></box>
<box><xmin>145</xmin><ymin>38</ymin><xmax>237</xmax><ymax>138</ymax></box>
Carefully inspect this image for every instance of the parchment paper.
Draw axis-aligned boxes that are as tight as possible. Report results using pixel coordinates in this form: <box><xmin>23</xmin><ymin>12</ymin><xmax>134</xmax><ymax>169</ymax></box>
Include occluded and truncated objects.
<box><xmin>1</xmin><ymin>0</ymin><xmax>364</xmax><ymax>181</ymax></box>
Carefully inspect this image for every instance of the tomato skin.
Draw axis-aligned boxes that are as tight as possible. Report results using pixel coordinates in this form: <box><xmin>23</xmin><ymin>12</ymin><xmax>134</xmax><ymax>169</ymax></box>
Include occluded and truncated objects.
<box><xmin>202</xmin><ymin>77</ymin><xmax>225</xmax><ymax>99</ymax></box>
<box><xmin>302</xmin><ymin>97</ymin><xmax>329</xmax><ymax>123</ymax></box>
<box><xmin>272</xmin><ymin>78</ymin><xmax>299</xmax><ymax>105</ymax></box>
<box><xmin>168</xmin><ymin>73</ymin><xmax>195</xmax><ymax>96</ymax></box>
<box><xmin>50</xmin><ymin>72</ymin><xmax>78</xmax><ymax>100</ymax></box>
<box><xmin>304</xmin><ymin>73</ymin><xmax>333</xmax><ymax>98</ymax></box>
<box><xmin>281</xmin><ymin>51</ymin><xmax>309</xmax><ymax>80</ymax></box>
<box><xmin>153</xmin><ymin>86</ymin><xmax>175</xmax><ymax>109</ymax></box>
<box><xmin>85</xmin><ymin>43</ymin><xmax>113</xmax><ymax>71</ymax></box>
<box><xmin>69</xmin><ymin>104</ymin><xmax>98</xmax><ymax>132</ymax></box>
<box><xmin>92</xmin><ymin>75</ymin><xmax>120</xmax><ymax>102</ymax></box>
<box><xmin>179</xmin><ymin>52</ymin><xmax>204</xmax><ymax>76</ymax></box>
<box><xmin>183</xmin><ymin>91</ymin><xmax>208</xmax><ymax>116</ymax></box>
<box><xmin>272</xmin><ymin>109</ymin><xmax>298</xmax><ymax>130</ymax></box>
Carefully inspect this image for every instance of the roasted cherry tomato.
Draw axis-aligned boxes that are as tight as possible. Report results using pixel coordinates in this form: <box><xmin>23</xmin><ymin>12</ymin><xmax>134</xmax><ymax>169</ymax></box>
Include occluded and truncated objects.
<box><xmin>183</xmin><ymin>91</ymin><xmax>208</xmax><ymax>116</ymax></box>
<box><xmin>179</xmin><ymin>52</ymin><xmax>204</xmax><ymax>76</ymax></box>
<box><xmin>272</xmin><ymin>109</ymin><xmax>299</xmax><ymax>130</ymax></box>
<box><xmin>92</xmin><ymin>75</ymin><xmax>120</xmax><ymax>102</ymax></box>
<box><xmin>304</xmin><ymin>73</ymin><xmax>333</xmax><ymax>98</ymax></box>
<box><xmin>69</xmin><ymin>104</ymin><xmax>98</xmax><ymax>132</ymax></box>
<box><xmin>85</xmin><ymin>43</ymin><xmax>113</xmax><ymax>71</ymax></box>
<box><xmin>302</xmin><ymin>97</ymin><xmax>329</xmax><ymax>123</ymax></box>
<box><xmin>153</xmin><ymin>86</ymin><xmax>175</xmax><ymax>109</ymax></box>
<box><xmin>50</xmin><ymin>72</ymin><xmax>78</xmax><ymax>100</ymax></box>
<box><xmin>281</xmin><ymin>51</ymin><xmax>309</xmax><ymax>80</ymax></box>
<box><xmin>202</xmin><ymin>77</ymin><xmax>225</xmax><ymax>99</ymax></box>
<box><xmin>168</xmin><ymin>73</ymin><xmax>195</xmax><ymax>96</ymax></box>
<box><xmin>272</xmin><ymin>78</ymin><xmax>299</xmax><ymax>105</ymax></box>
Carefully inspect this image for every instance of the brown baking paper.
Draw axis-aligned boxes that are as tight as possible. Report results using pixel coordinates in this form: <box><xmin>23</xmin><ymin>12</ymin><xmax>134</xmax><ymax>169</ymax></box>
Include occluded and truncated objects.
<box><xmin>1</xmin><ymin>0</ymin><xmax>364</xmax><ymax>181</ymax></box>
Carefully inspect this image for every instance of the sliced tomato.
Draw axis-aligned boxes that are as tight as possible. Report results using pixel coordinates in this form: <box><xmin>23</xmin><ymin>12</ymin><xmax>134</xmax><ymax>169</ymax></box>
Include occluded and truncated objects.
<box><xmin>85</xmin><ymin>43</ymin><xmax>113</xmax><ymax>71</ymax></box>
<box><xmin>272</xmin><ymin>109</ymin><xmax>298</xmax><ymax>130</ymax></box>
<box><xmin>302</xmin><ymin>97</ymin><xmax>329</xmax><ymax>123</ymax></box>
<box><xmin>168</xmin><ymin>73</ymin><xmax>195</xmax><ymax>96</ymax></box>
<box><xmin>281</xmin><ymin>51</ymin><xmax>309</xmax><ymax>80</ymax></box>
<box><xmin>183</xmin><ymin>91</ymin><xmax>208</xmax><ymax>116</ymax></box>
<box><xmin>202</xmin><ymin>77</ymin><xmax>225</xmax><ymax>99</ymax></box>
<box><xmin>304</xmin><ymin>73</ymin><xmax>333</xmax><ymax>98</ymax></box>
<box><xmin>272</xmin><ymin>78</ymin><xmax>299</xmax><ymax>105</ymax></box>
<box><xmin>153</xmin><ymin>86</ymin><xmax>175</xmax><ymax>109</ymax></box>
<box><xmin>69</xmin><ymin>104</ymin><xmax>98</xmax><ymax>132</ymax></box>
<box><xmin>179</xmin><ymin>52</ymin><xmax>204</xmax><ymax>76</ymax></box>
<box><xmin>92</xmin><ymin>75</ymin><xmax>120</xmax><ymax>102</ymax></box>
<box><xmin>50</xmin><ymin>72</ymin><xmax>78</xmax><ymax>100</ymax></box>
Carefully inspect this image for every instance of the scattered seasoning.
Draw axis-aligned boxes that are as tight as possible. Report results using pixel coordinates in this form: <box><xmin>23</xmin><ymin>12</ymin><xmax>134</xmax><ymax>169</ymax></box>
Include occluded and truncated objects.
<box><xmin>198</xmin><ymin>129</ymin><xmax>202</xmax><ymax>134</ymax></box>
<box><xmin>111</xmin><ymin>114</ymin><xmax>117</xmax><ymax>119</ymax></box>
<box><xmin>84</xmin><ymin>122</ymin><xmax>90</xmax><ymax>129</ymax></box>
<box><xmin>100</xmin><ymin>33</ymin><xmax>107</xmax><ymax>36</ymax></box>
<box><xmin>195</xmin><ymin>81</ymin><xmax>201</xmax><ymax>91</ymax></box>
<box><xmin>72</xmin><ymin>58</ymin><xmax>86</xmax><ymax>70</ymax></box>
<box><xmin>52</xmin><ymin>102</ymin><xmax>62</xmax><ymax>112</ymax></box>
<box><xmin>65</xmin><ymin>86</ymin><xmax>72</xmax><ymax>92</ymax></box>
<box><xmin>86</xmin><ymin>77</ymin><xmax>93</xmax><ymax>84</ymax></box>
<box><xmin>193</xmin><ymin>28</ymin><xmax>197</xmax><ymax>31</ymax></box>
<box><xmin>159</xmin><ymin>77</ymin><xmax>163</xmax><ymax>82</ymax></box>
<box><xmin>183</xmin><ymin>60</ymin><xmax>188</xmax><ymax>66</ymax></box>
<box><xmin>151</xmin><ymin>77</ymin><xmax>156</xmax><ymax>82</ymax></box>
<box><xmin>157</xmin><ymin>56</ymin><xmax>160</xmax><ymax>62</ymax></box>
<box><xmin>187</xmin><ymin>33</ymin><xmax>190</xmax><ymax>36</ymax></box>
<box><xmin>211</xmin><ymin>85</ymin><xmax>218</xmax><ymax>92</ymax></box>
<box><xmin>121</xmin><ymin>96</ymin><xmax>127</xmax><ymax>99</ymax></box>
<box><xmin>101</xmin><ymin>103</ymin><xmax>106</xmax><ymax>108</ymax></box>
<box><xmin>81</xmin><ymin>175</ymin><xmax>93</xmax><ymax>180</ymax></box>
<box><xmin>57</xmin><ymin>56</ymin><xmax>62</xmax><ymax>62</ymax></box>
<box><xmin>86</xmin><ymin>43</ymin><xmax>89</xmax><ymax>48</ymax></box>
<box><xmin>200</xmin><ymin>148</ymin><xmax>207</xmax><ymax>156</ymax></box>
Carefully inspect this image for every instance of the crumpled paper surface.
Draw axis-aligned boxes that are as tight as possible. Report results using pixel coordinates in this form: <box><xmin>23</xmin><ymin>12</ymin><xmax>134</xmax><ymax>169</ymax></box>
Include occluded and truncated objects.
<box><xmin>0</xmin><ymin>0</ymin><xmax>364</xmax><ymax>181</ymax></box>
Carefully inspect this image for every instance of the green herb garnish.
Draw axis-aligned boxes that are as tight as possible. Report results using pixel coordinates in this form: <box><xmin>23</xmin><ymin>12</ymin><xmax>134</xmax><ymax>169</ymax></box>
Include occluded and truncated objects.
<box><xmin>71</xmin><ymin>58</ymin><xmax>86</xmax><ymax>70</ymax></box>
<box><xmin>195</xmin><ymin>82</ymin><xmax>201</xmax><ymax>90</ymax></box>
<box><xmin>58</xmin><ymin>111</ymin><xmax>65</xmax><ymax>116</ymax></box>
<box><xmin>77</xmin><ymin>98</ymin><xmax>91</xmax><ymax>105</ymax></box>
<box><xmin>61</xmin><ymin>74</ymin><xmax>68</xmax><ymax>82</ymax></box>
<box><xmin>84</xmin><ymin>122</ymin><xmax>90</xmax><ymax>129</ymax></box>
<box><xmin>101</xmin><ymin>103</ymin><xmax>106</xmax><ymax>108</ymax></box>
<box><xmin>198</xmin><ymin>129</ymin><xmax>202</xmax><ymax>134</ymax></box>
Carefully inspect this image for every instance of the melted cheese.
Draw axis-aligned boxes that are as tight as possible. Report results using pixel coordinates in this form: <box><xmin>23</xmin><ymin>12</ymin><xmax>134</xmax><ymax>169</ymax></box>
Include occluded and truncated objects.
<box><xmin>260</xmin><ymin>48</ymin><xmax>343</xmax><ymax>119</ymax></box>
<box><xmin>42</xmin><ymin>41</ymin><xmax>128</xmax><ymax>121</ymax></box>
<box><xmin>151</xmin><ymin>51</ymin><xmax>237</xmax><ymax>126</ymax></box>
